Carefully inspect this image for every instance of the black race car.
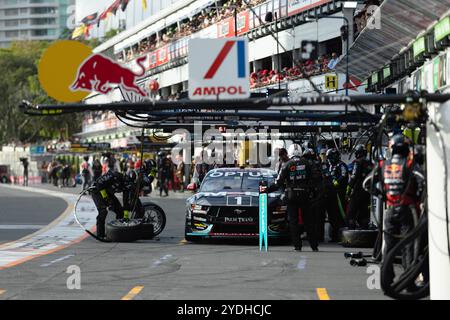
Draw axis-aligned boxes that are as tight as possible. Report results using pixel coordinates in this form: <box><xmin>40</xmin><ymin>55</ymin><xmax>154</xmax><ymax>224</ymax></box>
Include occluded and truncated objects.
<box><xmin>185</xmin><ymin>167</ymin><xmax>289</xmax><ymax>241</ymax></box>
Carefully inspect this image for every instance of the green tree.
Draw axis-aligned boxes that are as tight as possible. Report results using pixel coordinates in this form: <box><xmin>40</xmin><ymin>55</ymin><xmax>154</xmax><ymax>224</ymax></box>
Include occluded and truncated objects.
<box><xmin>0</xmin><ymin>41</ymin><xmax>83</xmax><ymax>145</ymax></box>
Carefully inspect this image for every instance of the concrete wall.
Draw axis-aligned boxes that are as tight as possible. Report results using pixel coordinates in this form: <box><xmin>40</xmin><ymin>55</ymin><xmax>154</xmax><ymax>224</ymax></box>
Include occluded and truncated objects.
<box><xmin>427</xmin><ymin>100</ymin><xmax>450</xmax><ymax>300</ymax></box>
<box><xmin>0</xmin><ymin>146</ymin><xmax>41</xmax><ymax>184</ymax></box>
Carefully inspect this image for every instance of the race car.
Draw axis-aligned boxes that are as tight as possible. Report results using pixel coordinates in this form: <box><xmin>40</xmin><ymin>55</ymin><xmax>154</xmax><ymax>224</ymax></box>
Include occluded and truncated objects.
<box><xmin>185</xmin><ymin>167</ymin><xmax>289</xmax><ymax>241</ymax></box>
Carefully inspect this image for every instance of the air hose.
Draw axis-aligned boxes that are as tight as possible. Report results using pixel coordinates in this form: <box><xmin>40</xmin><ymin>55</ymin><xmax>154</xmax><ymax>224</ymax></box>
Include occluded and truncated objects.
<box><xmin>380</xmin><ymin>210</ymin><xmax>429</xmax><ymax>300</ymax></box>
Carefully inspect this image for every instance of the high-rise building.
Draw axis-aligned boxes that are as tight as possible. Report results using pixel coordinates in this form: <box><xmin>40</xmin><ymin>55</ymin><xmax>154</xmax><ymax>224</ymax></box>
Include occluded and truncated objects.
<box><xmin>0</xmin><ymin>0</ymin><xmax>74</xmax><ymax>48</ymax></box>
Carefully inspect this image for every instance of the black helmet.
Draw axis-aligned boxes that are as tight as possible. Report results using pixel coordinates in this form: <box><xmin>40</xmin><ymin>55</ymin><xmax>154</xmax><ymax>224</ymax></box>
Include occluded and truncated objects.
<box><xmin>144</xmin><ymin>159</ymin><xmax>156</xmax><ymax>170</ymax></box>
<box><xmin>354</xmin><ymin>144</ymin><xmax>367</xmax><ymax>159</ymax></box>
<box><xmin>302</xmin><ymin>148</ymin><xmax>315</xmax><ymax>159</ymax></box>
<box><xmin>326</xmin><ymin>148</ymin><xmax>340</xmax><ymax>164</ymax></box>
<box><xmin>302</xmin><ymin>141</ymin><xmax>314</xmax><ymax>150</ymax></box>
<box><xmin>389</xmin><ymin>134</ymin><xmax>410</xmax><ymax>157</ymax></box>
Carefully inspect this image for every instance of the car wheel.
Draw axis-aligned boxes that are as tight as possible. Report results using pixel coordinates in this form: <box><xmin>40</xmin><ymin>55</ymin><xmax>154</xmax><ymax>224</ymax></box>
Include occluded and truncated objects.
<box><xmin>106</xmin><ymin>219</ymin><xmax>142</xmax><ymax>242</ymax></box>
<box><xmin>142</xmin><ymin>203</ymin><xmax>166</xmax><ymax>237</ymax></box>
<box><xmin>340</xmin><ymin>228</ymin><xmax>378</xmax><ymax>248</ymax></box>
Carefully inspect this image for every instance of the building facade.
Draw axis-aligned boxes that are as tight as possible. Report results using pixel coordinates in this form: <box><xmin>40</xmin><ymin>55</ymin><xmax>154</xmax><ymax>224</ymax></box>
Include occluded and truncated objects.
<box><xmin>0</xmin><ymin>0</ymin><xmax>74</xmax><ymax>48</ymax></box>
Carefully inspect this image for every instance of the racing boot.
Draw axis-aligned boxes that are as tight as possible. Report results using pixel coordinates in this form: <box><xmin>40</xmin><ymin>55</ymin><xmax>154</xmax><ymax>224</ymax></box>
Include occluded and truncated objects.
<box><xmin>96</xmin><ymin>223</ymin><xmax>106</xmax><ymax>240</ymax></box>
<box><xmin>294</xmin><ymin>239</ymin><xmax>302</xmax><ymax>252</ymax></box>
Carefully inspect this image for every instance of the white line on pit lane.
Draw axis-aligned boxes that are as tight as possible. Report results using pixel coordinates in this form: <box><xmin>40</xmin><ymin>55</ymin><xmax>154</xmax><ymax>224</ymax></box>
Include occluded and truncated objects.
<box><xmin>0</xmin><ymin>224</ymin><xmax>46</xmax><ymax>230</ymax></box>
<box><xmin>40</xmin><ymin>254</ymin><xmax>74</xmax><ymax>267</ymax></box>
<box><xmin>297</xmin><ymin>256</ymin><xmax>307</xmax><ymax>270</ymax></box>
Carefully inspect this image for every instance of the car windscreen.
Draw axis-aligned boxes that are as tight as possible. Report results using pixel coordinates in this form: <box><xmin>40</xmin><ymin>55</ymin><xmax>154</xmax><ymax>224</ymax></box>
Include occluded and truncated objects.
<box><xmin>199</xmin><ymin>170</ymin><xmax>276</xmax><ymax>192</ymax></box>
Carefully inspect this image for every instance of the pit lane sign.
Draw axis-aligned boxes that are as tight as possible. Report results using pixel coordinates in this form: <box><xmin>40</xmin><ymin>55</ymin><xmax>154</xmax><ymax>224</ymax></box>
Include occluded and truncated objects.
<box><xmin>188</xmin><ymin>38</ymin><xmax>250</xmax><ymax>100</ymax></box>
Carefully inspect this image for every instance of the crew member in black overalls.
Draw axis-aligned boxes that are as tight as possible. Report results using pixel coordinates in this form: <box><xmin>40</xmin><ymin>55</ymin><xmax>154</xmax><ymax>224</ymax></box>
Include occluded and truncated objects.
<box><xmin>326</xmin><ymin>148</ymin><xmax>349</xmax><ymax>242</ymax></box>
<box><xmin>302</xmin><ymin>147</ymin><xmax>323</xmax><ymax>247</ymax></box>
<box><xmin>268</xmin><ymin>145</ymin><xmax>318</xmax><ymax>251</ymax></box>
<box><xmin>126</xmin><ymin>159</ymin><xmax>157</xmax><ymax>215</ymax></box>
<box><xmin>318</xmin><ymin>148</ymin><xmax>331</xmax><ymax>242</ymax></box>
<box><xmin>91</xmin><ymin>159</ymin><xmax>133</xmax><ymax>240</ymax></box>
<box><xmin>371</xmin><ymin>135</ymin><xmax>424</xmax><ymax>277</ymax></box>
<box><xmin>347</xmin><ymin>145</ymin><xmax>373</xmax><ymax>229</ymax></box>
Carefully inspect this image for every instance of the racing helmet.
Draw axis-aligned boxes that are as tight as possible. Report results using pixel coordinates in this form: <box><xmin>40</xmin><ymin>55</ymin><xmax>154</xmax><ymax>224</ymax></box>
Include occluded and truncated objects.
<box><xmin>144</xmin><ymin>159</ymin><xmax>156</xmax><ymax>171</ymax></box>
<box><xmin>326</xmin><ymin>148</ymin><xmax>340</xmax><ymax>164</ymax></box>
<box><xmin>389</xmin><ymin>134</ymin><xmax>410</xmax><ymax>157</ymax></box>
<box><xmin>288</xmin><ymin>144</ymin><xmax>303</xmax><ymax>158</ymax></box>
<box><xmin>354</xmin><ymin>144</ymin><xmax>367</xmax><ymax>159</ymax></box>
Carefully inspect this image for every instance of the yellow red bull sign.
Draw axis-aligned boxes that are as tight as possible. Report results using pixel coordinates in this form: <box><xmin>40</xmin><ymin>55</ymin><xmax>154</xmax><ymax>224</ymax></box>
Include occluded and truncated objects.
<box><xmin>38</xmin><ymin>40</ymin><xmax>149</xmax><ymax>103</ymax></box>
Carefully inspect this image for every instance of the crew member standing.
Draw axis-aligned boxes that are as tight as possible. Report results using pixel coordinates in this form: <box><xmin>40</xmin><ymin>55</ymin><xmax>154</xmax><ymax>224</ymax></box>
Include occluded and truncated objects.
<box><xmin>274</xmin><ymin>148</ymin><xmax>289</xmax><ymax>174</ymax></box>
<box><xmin>92</xmin><ymin>158</ymin><xmax>103</xmax><ymax>182</ymax></box>
<box><xmin>346</xmin><ymin>145</ymin><xmax>373</xmax><ymax>229</ymax></box>
<box><xmin>159</xmin><ymin>156</ymin><xmax>173</xmax><ymax>197</ymax></box>
<box><xmin>80</xmin><ymin>156</ymin><xmax>93</xmax><ymax>190</ymax></box>
<box><xmin>367</xmin><ymin>134</ymin><xmax>424</xmax><ymax>281</ymax></box>
<box><xmin>268</xmin><ymin>144</ymin><xmax>317</xmax><ymax>251</ymax></box>
<box><xmin>326</xmin><ymin>148</ymin><xmax>349</xmax><ymax>242</ymax></box>
<box><xmin>302</xmin><ymin>148</ymin><xmax>322</xmax><ymax>248</ymax></box>
<box><xmin>21</xmin><ymin>158</ymin><xmax>29</xmax><ymax>186</ymax></box>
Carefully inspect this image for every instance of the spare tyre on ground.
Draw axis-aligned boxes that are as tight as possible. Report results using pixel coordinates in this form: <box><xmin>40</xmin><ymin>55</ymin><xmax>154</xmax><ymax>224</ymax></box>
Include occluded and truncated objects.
<box><xmin>340</xmin><ymin>228</ymin><xmax>379</xmax><ymax>248</ymax></box>
<box><xmin>106</xmin><ymin>219</ymin><xmax>143</xmax><ymax>242</ymax></box>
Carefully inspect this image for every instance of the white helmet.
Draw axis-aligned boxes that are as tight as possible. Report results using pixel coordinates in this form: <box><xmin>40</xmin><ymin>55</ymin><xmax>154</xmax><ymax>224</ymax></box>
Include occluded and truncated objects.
<box><xmin>288</xmin><ymin>144</ymin><xmax>303</xmax><ymax>158</ymax></box>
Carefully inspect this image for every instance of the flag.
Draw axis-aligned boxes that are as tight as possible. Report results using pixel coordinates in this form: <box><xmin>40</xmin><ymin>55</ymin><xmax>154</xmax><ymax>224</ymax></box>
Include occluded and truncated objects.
<box><xmin>71</xmin><ymin>24</ymin><xmax>86</xmax><ymax>39</ymax></box>
<box><xmin>142</xmin><ymin>0</ymin><xmax>148</xmax><ymax>10</ymax></box>
<box><xmin>121</xmin><ymin>0</ymin><xmax>130</xmax><ymax>11</ymax></box>
<box><xmin>97</xmin><ymin>0</ymin><xmax>121</xmax><ymax>27</ymax></box>
<box><xmin>84</xmin><ymin>24</ymin><xmax>93</xmax><ymax>37</ymax></box>
<box><xmin>110</xmin><ymin>0</ymin><xmax>121</xmax><ymax>15</ymax></box>
<box><xmin>81</xmin><ymin>12</ymin><xmax>98</xmax><ymax>26</ymax></box>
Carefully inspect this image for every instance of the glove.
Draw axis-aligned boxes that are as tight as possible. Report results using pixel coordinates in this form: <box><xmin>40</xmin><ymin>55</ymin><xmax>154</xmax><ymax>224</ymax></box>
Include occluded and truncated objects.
<box><xmin>345</xmin><ymin>186</ymin><xmax>352</xmax><ymax>202</ymax></box>
<box><xmin>123</xmin><ymin>210</ymin><xmax>129</xmax><ymax>220</ymax></box>
<box><xmin>100</xmin><ymin>189</ymin><xmax>108</xmax><ymax>200</ymax></box>
<box><xmin>333</xmin><ymin>180</ymin><xmax>339</xmax><ymax>188</ymax></box>
<box><xmin>346</xmin><ymin>185</ymin><xmax>352</xmax><ymax>197</ymax></box>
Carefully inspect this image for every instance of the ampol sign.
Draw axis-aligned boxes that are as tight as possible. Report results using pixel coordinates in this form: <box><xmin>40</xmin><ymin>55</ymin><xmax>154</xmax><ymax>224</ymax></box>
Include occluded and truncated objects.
<box><xmin>189</xmin><ymin>38</ymin><xmax>250</xmax><ymax>100</ymax></box>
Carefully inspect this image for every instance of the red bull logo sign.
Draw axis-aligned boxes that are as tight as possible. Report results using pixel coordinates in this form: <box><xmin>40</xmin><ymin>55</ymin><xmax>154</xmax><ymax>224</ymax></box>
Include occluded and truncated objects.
<box><xmin>38</xmin><ymin>40</ymin><xmax>149</xmax><ymax>103</ymax></box>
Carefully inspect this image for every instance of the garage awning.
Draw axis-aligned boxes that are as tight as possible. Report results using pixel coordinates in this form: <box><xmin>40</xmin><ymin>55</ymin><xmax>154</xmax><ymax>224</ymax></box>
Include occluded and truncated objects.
<box><xmin>335</xmin><ymin>0</ymin><xmax>450</xmax><ymax>80</ymax></box>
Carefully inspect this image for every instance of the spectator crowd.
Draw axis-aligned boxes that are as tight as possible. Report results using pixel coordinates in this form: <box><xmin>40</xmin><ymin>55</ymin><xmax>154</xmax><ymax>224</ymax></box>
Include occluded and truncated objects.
<box><xmin>250</xmin><ymin>52</ymin><xmax>340</xmax><ymax>88</ymax></box>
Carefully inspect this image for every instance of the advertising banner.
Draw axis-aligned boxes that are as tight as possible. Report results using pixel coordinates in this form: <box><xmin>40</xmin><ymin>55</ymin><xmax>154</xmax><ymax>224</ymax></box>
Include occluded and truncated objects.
<box><xmin>287</xmin><ymin>0</ymin><xmax>331</xmax><ymax>17</ymax></box>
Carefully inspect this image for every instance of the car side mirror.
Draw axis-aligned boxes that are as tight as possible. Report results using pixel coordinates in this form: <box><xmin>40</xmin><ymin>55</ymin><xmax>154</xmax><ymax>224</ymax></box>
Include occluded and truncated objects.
<box><xmin>187</xmin><ymin>183</ymin><xmax>197</xmax><ymax>192</ymax></box>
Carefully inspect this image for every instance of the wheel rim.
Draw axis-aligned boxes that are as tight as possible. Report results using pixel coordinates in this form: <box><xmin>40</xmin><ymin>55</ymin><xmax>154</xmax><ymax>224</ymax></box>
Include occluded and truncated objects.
<box><xmin>144</xmin><ymin>207</ymin><xmax>164</xmax><ymax>235</ymax></box>
<box><xmin>109</xmin><ymin>219</ymin><xmax>141</xmax><ymax>227</ymax></box>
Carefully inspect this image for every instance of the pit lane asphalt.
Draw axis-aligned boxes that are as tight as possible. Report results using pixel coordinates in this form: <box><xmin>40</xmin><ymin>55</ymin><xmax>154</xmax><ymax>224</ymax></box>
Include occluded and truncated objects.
<box><xmin>0</xmin><ymin>184</ymin><xmax>388</xmax><ymax>300</ymax></box>
<box><xmin>0</xmin><ymin>185</ymin><xmax>67</xmax><ymax>243</ymax></box>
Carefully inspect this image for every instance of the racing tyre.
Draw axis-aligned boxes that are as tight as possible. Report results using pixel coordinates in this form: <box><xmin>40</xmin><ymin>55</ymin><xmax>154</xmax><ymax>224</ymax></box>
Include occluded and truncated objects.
<box><xmin>340</xmin><ymin>228</ymin><xmax>378</xmax><ymax>248</ymax></box>
<box><xmin>106</xmin><ymin>219</ymin><xmax>142</xmax><ymax>242</ymax></box>
<box><xmin>142</xmin><ymin>203</ymin><xmax>166</xmax><ymax>237</ymax></box>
